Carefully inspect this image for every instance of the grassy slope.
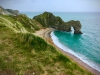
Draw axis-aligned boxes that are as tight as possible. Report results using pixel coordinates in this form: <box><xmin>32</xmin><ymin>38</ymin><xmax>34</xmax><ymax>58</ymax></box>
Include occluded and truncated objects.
<box><xmin>0</xmin><ymin>14</ymin><xmax>92</xmax><ymax>75</ymax></box>
<box><xmin>0</xmin><ymin>14</ymin><xmax>41</xmax><ymax>33</ymax></box>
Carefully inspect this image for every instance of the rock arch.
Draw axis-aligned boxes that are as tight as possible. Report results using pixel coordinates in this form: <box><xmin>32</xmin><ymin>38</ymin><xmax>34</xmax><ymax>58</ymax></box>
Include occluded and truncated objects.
<box><xmin>33</xmin><ymin>12</ymin><xmax>83</xmax><ymax>34</ymax></box>
<box><xmin>65</xmin><ymin>20</ymin><xmax>83</xmax><ymax>34</ymax></box>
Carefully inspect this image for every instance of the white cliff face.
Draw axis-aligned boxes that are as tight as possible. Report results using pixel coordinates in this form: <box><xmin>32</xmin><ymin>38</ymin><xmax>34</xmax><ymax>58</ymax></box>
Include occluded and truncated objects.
<box><xmin>5</xmin><ymin>9</ymin><xmax>20</xmax><ymax>15</ymax></box>
<box><xmin>0</xmin><ymin>6</ymin><xmax>10</xmax><ymax>15</ymax></box>
<box><xmin>0</xmin><ymin>6</ymin><xmax>19</xmax><ymax>15</ymax></box>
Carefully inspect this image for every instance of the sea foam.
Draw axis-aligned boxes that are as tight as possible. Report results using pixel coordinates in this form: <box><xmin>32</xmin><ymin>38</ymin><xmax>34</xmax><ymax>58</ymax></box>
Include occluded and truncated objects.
<box><xmin>50</xmin><ymin>31</ymin><xmax>100</xmax><ymax>72</ymax></box>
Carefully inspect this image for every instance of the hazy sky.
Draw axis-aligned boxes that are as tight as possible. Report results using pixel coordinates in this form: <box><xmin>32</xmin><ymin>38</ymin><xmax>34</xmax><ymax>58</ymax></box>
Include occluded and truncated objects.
<box><xmin>0</xmin><ymin>0</ymin><xmax>100</xmax><ymax>12</ymax></box>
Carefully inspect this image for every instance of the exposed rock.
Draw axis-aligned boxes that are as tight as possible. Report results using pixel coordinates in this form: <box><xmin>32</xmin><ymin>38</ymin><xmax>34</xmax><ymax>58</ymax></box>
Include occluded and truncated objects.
<box><xmin>5</xmin><ymin>9</ymin><xmax>19</xmax><ymax>15</ymax></box>
<box><xmin>33</xmin><ymin>12</ymin><xmax>83</xmax><ymax>34</ymax></box>
<box><xmin>65</xmin><ymin>20</ymin><xmax>83</xmax><ymax>34</ymax></box>
<box><xmin>0</xmin><ymin>6</ymin><xmax>10</xmax><ymax>15</ymax></box>
<box><xmin>33</xmin><ymin>12</ymin><xmax>64</xmax><ymax>27</ymax></box>
<box><xmin>0</xmin><ymin>6</ymin><xmax>19</xmax><ymax>15</ymax></box>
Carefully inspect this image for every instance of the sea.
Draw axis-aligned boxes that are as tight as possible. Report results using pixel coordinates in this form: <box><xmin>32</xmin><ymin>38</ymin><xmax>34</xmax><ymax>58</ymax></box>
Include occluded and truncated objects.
<box><xmin>21</xmin><ymin>12</ymin><xmax>100</xmax><ymax>72</ymax></box>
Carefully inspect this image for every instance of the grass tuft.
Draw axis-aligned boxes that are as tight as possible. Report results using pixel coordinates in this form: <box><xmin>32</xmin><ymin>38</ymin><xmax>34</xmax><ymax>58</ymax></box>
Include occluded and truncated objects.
<box><xmin>15</xmin><ymin>33</ymin><xmax>48</xmax><ymax>51</ymax></box>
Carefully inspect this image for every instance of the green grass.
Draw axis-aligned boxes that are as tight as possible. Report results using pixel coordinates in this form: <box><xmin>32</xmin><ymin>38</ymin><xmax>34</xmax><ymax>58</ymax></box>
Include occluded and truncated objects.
<box><xmin>15</xmin><ymin>33</ymin><xmax>48</xmax><ymax>51</ymax></box>
<box><xmin>0</xmin><ymin>14</ymin><xmax>40</xmax><ymax>33</ymax></box>
<box><xmin>0</xmin><ymin>15</ymin><xmax>93</xmax><ymax>75</ymax></box>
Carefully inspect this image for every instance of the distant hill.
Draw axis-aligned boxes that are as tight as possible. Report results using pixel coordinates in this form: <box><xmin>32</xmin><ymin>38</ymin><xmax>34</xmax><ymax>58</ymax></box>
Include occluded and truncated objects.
<box><xmin>0</xmin><ymin>6</ymin><xmax>19</xmax><ymax>15</ymax></box>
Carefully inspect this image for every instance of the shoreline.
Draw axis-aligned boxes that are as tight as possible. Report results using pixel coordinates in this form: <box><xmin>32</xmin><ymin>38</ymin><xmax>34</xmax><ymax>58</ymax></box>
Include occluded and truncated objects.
<box><xmin>34</xmin><ymin>28</ymin><xmax>100</xmax><ymax>75</ymax></box>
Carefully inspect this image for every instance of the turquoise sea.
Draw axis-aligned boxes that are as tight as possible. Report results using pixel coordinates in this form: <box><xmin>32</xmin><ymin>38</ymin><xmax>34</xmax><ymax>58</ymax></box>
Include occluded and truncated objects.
<box><xmin>21</xmin><ymin>12</ymin><xmax>100</xmax><ymax>72</ymax></box>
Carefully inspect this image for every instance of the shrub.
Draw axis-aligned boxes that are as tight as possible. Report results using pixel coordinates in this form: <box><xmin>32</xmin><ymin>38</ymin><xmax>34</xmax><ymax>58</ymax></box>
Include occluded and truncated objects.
<box><xmin>57</xmin><ymin>54</ymin><xmax>70</xmax><ymax>62</ymax></box>
<box><xmin>15</xmin><ymin>33</ymin><xmax>48</xmax><ymax>51</ymax></box>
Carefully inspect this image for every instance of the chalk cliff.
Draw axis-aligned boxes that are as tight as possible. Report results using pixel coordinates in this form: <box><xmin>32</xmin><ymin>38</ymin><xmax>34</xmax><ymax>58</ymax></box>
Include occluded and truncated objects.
<box><xmin>0</xmin><ymin>6</ymin><xmax>19</xmax><ymax>15</ymax></box>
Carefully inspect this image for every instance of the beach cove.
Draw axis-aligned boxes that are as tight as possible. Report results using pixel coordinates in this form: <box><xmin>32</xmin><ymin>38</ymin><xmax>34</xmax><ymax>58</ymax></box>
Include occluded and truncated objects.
<box><xmin>1</xmin><ymin>1</ymin><xmax>100</xmax><ymax>74</ymax></box>
<box><xmin>33</xmin><ymin>28</ymin><xmax>100</xmax><ymax>75</ymax></box>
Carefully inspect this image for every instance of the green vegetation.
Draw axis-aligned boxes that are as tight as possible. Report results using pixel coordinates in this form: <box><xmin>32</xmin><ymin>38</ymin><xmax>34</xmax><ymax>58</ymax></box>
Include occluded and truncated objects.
<box><xmin>33</xmin><ymin>12</ymin><xmax>83</xmax><ymax>34</ymax></box>
<box><xmin>0</xmin><ymin>6</ymin><xmax>20</xmax><ymax>15</ymax></box>
<box><xmin>13</xmin><ymin>14</ymin><xmax>40</xmax><ymax>32</ymax></box>
<box><xmin>15</xmin><ymin>33</ymin><xmax>48</xmax><ymax>51</ymax></box>
<box><xmin>33</xmin><ymin>12</ymin><xmax>64</xmax><ymax>27</ymax></box>
<box><xmin>0</xmin><ymin>14</ymin><xmax>40</xmax><ymax>33</ymax></box>
<box><xmin>0</xmin><ymin>14</ymin><xmax>92</xmax><ymax>75</ymax></box>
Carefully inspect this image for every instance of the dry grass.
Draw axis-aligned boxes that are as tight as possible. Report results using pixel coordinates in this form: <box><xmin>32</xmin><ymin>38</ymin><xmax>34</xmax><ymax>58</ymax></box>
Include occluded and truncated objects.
<box><xmin>0</xmin><ymin>15</ymin><xmax>93</xmax><ymax>75</ymax></box>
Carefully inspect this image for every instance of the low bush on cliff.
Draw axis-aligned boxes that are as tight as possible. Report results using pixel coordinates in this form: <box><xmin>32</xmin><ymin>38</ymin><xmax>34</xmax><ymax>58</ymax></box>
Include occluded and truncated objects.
<box><xmin>15</xmin><ymin>33</ymin><xmax>48</xmax><ymax>51</ymax></box>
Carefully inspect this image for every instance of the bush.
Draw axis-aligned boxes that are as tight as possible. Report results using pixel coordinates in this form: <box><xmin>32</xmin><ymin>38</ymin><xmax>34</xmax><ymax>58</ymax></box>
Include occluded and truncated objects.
<box><xmin>57</xmin><ymin>54</ymin><xmax>70</xmax><ymax>62</ymax></box>
<box><xmin>15</xmin><ymin>33</ymin><xmax>48</xmax><ymax>51</ymax></box>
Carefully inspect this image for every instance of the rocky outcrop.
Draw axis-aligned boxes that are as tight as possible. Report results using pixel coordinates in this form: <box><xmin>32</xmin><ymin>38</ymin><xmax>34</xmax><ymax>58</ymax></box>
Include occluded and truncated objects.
<box><xmin>0</xmin><ymin>6</ymin><xmax>10</xmax><ymax>15</ymax></box>
<box><xmin>0</xmin><ymin>6</ymin><xmax>19</xmax><ymax>15</ymax></box>
<box><xmin>5</xmin><ymin>9</ymin><xmax>19</xmax><ymax>15</ymax></box>
<box><xmin>33</xmin><ymin>12</ymin><xmax>83</xmax><ymax>34</ymax></box>
<box><xmin>65</xmin><ymin>20</ymin><xmax>82</xmax><ymax>34</ymax></box>
<box><xmin>33</xmin><ymin>12</ymin><xmax>64</xmax><ymax>27</ymax></box>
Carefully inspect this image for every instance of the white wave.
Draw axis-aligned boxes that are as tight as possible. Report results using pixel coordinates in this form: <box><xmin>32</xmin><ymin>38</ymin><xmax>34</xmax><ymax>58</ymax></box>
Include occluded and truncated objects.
<box><xmin>50</xmin><ymin>31</ymin><xmax>100</xmax><ymax>72</ymax></box>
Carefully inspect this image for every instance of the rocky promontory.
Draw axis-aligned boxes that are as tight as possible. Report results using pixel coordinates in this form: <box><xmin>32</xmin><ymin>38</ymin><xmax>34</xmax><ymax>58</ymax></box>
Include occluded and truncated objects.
<box><xmin>5</xmin><ymin>9</ymin><xmax>19</xmax><ymax>15</ymax></box>
<box><xmin>0</xmin><ymin>6</ymin><xmax>19</xmax><ymax>15</ymax></box>
<box><xmin>33</xmin><ymin>12</ymin><xmax>83</xmax><ymax>34</ymax></box>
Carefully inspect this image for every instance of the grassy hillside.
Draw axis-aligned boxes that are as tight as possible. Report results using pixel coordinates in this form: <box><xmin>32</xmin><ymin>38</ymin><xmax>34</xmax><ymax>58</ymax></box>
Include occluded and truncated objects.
<box><xmin>0</xmin><ymin>14</ymin><xmax>92</xmax><ymax>75</ymax></box>
<box><xmin>0</xmin><ymin>14</ymin><xmax>41</xmax><ymax>33</ymax></box>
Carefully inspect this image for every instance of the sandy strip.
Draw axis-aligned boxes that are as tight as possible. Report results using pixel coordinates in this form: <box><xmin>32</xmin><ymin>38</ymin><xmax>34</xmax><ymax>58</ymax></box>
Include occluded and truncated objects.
<box><xmin>34</xmin><ymin>28</ymin><xmax>100</xmax><ymax>75</ymax></box>
<box><xmin>33</xmin><ymin>28</ymin><xmax>55</xmax><ymax>40</ymax></box>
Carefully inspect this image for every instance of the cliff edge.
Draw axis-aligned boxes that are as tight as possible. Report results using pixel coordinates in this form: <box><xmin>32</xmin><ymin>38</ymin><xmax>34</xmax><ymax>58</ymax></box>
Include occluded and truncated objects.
<box><xmin>33</xmin><ymin>12</ymin><xmax>83</xmax><ymax>34</ymax></box>
<box><xmin>0</xmin><ymin>6</ymin><xmax>19</xmax><ymax>15</ymax></box>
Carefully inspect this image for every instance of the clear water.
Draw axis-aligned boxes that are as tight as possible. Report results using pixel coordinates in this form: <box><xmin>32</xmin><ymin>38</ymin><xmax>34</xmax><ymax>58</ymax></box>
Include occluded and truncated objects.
<box><xmin>22</xmin><ymin>12</ymin><xmax>100</xmax><ymax>72</ymax></box>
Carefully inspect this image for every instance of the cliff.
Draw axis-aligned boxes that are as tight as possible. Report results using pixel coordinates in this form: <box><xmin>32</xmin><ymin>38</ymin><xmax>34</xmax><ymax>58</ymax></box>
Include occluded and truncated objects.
<box><xmin>0</xmin><ymin>14</ymin><xmax>91</xmax><ymax>75</ymax></box>
<box><xmin>0</xmin><ymin>6</ymin><xmax>93</xmax><ymax>75</ymax></box>
<box><xmin>0</xmin><ymin>6</ymin><xmax>10</xmax><ymax>15</ymax></box>
<box><xmin>5</xmin><ymin>9</ymin><xmax>19</xmax><ymax>15</ymax></box>
<box><xmin>0</xmin><ymin>6</ymin><xmax>19</xmax><ymax>15</ymax></box>
<box><xmin>33</xmin><ymin>12</ymin><xmax>83</xmax><ymax>34</ymax></box>
<box><xmin>33</xmin><ymin>12</ymin><xmax>64</xmax><ymax>27</ymax></box>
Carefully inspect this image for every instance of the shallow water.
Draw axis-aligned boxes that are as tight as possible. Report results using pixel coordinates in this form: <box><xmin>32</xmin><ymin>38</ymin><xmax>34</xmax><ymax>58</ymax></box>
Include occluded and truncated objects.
<box><xmin>22</xmin><ymin>12</ymin><xmax>100</xmax><ymax>72</ymax></box>
<box><xmin>51</xmin><ymin>12</ymin><xmax>100</xmax><ymax>72</ymax></box>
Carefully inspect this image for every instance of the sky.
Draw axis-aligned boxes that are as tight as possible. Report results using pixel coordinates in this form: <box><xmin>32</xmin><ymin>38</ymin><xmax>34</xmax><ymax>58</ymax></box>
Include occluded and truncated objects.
<box><xmin>0</xmin><ymin>0</ymin><xmax>100</xmax><ymax>12</ymax></box>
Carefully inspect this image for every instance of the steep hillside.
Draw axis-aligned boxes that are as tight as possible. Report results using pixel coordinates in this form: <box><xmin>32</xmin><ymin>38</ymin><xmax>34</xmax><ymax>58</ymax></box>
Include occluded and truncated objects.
<box><xmin>5</xmin><ymin>9</ymin><xmax>19</xmax><ymax>15</ymax></box>
<box><xmin>0</xmin><ymin>6</ymin><xmax>10</xmax><ymax>15</ymax></box>
<box><xmin>33</xmin><ymin>12</ymin><xmax>83</xmax><ymax>34</ymax></box>
<box><xmin>0</xmin><ymin>6</ymin><xmax>19</xmax><ymax>15</ymax></box>
<box><xmin>0</xmin><ymin>14</ymin><xmax>41</xmax><ymax>33</ymax></box>
<box><xmin>0</xmin><ymin>6</ymin><xmax>92</xmax><ymax>75</ymax></box>
<box><xmin>33</xmin><ymin>12</ymin><xmax>64</xmax><ymax>27</ymax></box>
<box><xmin>0</xmin><ymin>14</ymin><xmax>92</xmax><ymax>75</ymax></box>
